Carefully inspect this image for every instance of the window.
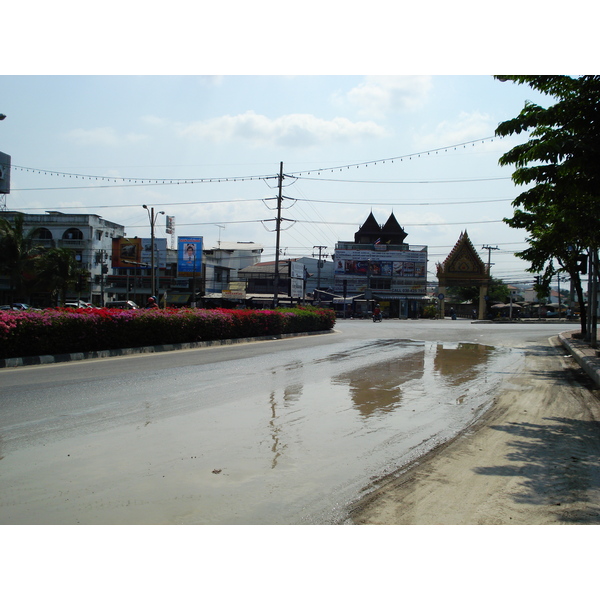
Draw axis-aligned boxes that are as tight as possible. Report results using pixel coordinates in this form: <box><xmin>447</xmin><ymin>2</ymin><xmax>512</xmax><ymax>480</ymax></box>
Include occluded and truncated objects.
<box><xmin>63</xmin><ymin>228</ymin><xmax>83</xmax><ymax>240</ymax></box>
<box><xmin>371</xmin><ymin>279</ymin><xmax>391</xmax><ymax>290</ymax></box>
<box><xmin>32</xmin><ymin>227</ymin><xmax>53</xmax><ymax>240</ymax></box>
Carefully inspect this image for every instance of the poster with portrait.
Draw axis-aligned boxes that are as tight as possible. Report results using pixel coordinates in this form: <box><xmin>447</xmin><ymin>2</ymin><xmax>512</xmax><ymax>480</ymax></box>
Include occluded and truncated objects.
<box><xmin>178</xmin><ymin>236</ymin><xmax>203</xmax><ymax>275</ymax></box>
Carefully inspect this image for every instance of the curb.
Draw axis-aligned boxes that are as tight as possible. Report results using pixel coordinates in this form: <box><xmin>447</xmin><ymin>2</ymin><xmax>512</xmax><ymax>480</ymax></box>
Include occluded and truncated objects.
<box><xmin>0</xmin><ymin>329</ymin><xmax>335</xmax><ymax>369</ymax></box>
<box><xmin>559</xmin><ymin>330</ymin><xmax>600</xmax><ymax>387</ymax></box>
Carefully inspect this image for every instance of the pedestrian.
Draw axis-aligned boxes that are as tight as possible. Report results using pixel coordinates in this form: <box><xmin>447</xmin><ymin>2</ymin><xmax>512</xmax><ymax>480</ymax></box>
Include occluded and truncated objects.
<box><xmin>145</xmin><ymin>296</ymin><xmax>158</xmax><ymax>309</ymax></box>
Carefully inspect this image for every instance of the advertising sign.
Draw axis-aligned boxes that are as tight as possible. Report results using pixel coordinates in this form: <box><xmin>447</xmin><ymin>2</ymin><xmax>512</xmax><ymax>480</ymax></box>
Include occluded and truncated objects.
<box><xmin>334</xmin><ymin>249</ymin><xmax>427</xmax><ymax>276</ymax></box>
<box><xmin>112</xmin><ymin>237</ymin><xmax>167</xmax><ymax>269</ymax></box>
<box><xmin>112</xmin><ymin>238</ymin><xmax>142</xmax><ymax>268</ymax></box>
<box><xmin>222</xmin><ymin>282</ymin><xmax>246</xmax><ymax>300</ymax></box>
<box><xmin>0</xmin><ymin>151</ymin><xmax>10</xmax><ymax>194</ymax></box>
<box><xmin>290</xmin><ymin>277</ymin><xmax>304</xmax><ymax>298</ymax></box>
<box><xmin>333</xmin><ymin>247</ymin><xmax>428</xmax><ymax>296</ymax></box>
<box><xmin>141</xmin><ymin>238</ymin><xmax>167</xmax><ymax>269</ymax></box>
<box><xmin>290</xmin><ymin>261</ymin><xmax>305</xmax><ymax>279</ymax></box>
<box><xmin>178</xmin><ymin>236</ymin><xmax>203</xmax><ymax>275</ymax></box>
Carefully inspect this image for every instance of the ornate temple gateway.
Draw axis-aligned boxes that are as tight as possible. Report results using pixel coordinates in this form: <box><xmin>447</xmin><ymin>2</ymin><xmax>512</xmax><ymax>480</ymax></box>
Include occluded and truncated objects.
<box><xmin>436</xmin><ymin>231</ymin><xmax>489</xmax><ymax>319</ymax></box>
<box><xmin>333</xmin><ymin>212</ymin><xmax>428</xmax><ymax>318</ymax></box>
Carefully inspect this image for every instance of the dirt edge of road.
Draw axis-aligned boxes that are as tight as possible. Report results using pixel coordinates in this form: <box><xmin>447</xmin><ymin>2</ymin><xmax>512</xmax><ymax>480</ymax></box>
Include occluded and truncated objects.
<box><xmin>346</xmin><ymin>334</ymin><xmax>600</xmax><ymax>525</ymax></box>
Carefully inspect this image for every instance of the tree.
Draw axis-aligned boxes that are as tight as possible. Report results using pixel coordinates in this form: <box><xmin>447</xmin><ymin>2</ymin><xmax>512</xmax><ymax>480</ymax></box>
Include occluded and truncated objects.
<box><xmin>36</xmin><ymin>247</ymin><xmax>83</xmax><ymax>306</ymax></box>
<box><xmin>447</xmin><ymin>278</ymin><xmax>509</xmax><ymax>305</ymax></box>
<box><xmin>0</xmin><ymin>213</ymin><xmax>43</xmax><ymax>303</ymax></box>
<box><xmin>495</xmin><ymin>75</ymin><xmax>600</xmax><ymax>336</ymax></box>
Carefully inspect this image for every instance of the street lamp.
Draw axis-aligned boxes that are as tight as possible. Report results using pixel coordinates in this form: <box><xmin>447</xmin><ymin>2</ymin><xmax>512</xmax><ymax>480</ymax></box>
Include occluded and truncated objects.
<box><xmin>143</xmin><ymin>204</ymin><xmax>165</xmax><ymax>299</ymax></box>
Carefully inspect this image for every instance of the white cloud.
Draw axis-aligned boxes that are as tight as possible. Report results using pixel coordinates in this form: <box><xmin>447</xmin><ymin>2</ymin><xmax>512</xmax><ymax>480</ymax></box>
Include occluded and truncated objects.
<box><xmin>416</xmin><ymin>111</ymin><xmax>494</xmax><ymax>148</ymax></box>
<box><xmin>340</xmin><ymin>76</ymin><xmax>433</xmax><ymax>118</ymax></box>
<box><xmin>177</xmin><ymin>111</ymin><xmax>388</xmax><ymax>147</ymax></box>
<box><xmin>66</xmin><ymin>127</ymin><xmax>148</xmax><ymax>146</ymax></box>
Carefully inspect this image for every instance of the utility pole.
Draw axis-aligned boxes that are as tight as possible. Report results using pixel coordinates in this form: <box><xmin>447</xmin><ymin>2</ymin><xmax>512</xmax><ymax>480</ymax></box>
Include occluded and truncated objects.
<box><xmin>481</xmin><ymin>245</ymin><xmax>498</xmax><ymax>320</ymax></box>
<box><xmin>482</xmin><ymin>245</ymin><xmax>499</xmax><ymax>274</ymax></box>
<box><xmin>273</xmin><ymin>162</ymin><xmax>283</xmax><ymax>308</ymax></box>
<box><xmin>143</xmin><ymin>204</ymin><xmax>165</xmax><ymax>299</ymax></box>
<box><xmin>312</xmin><ymin>245</ymin><xmax>328</xmax><ymax>300</ymax></box>
<box><xmin>590</xmin><ymin>249</ymin><xmax>598</xmax><ymax>348</ymax></box>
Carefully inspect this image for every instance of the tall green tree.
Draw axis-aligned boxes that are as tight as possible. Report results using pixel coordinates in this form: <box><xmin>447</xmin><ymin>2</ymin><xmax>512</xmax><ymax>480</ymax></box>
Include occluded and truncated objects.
<box><xmin>447</xmin><ymin>278</ymin><xmax>509</xmax><ymax>305</ymax></box>
<box><xmin>0</xmin><ymin>213</ymin><xmax>43</xmax><ymax>303</ymax></box>
<box><xmin>36</xmin><ymin>247</ymin><xmax>83</xmax><ymax>306</ymax></box>
<box><xmin>495</xmin><ymin>75</ymin><xmax>600</xmax><ymax>336</ymax></box>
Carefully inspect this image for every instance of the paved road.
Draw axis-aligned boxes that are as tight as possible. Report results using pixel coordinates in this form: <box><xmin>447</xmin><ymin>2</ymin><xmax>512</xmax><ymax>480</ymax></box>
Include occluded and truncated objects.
<box><xmin>0</xmin><ymin>319</ymin><xmax>575</xmax><ymax>524</ymax></box>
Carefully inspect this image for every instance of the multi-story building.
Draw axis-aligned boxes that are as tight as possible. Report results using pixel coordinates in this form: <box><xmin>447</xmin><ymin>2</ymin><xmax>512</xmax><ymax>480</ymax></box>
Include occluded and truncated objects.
<box><xmin>203</xmin><ymin>241</ymin><xmax>264</xmax><ymax>294</ymax></box>
<box><xmin>333</xmin><ymin>212</ymin><xmax>428</xmax><ymax>318</ymax></box>
<box><xmin>0</xmin><ymin>210</ymin><xmax>125</xmax><ymax>306</ymax></box>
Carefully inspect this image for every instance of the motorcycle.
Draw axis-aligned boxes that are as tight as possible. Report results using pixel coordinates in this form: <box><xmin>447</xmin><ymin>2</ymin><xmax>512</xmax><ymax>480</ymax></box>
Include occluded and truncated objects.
<box><xmin>373</xmin><ymin>312</ymin><xmax>382</xmax><ymax>322</ymax></box>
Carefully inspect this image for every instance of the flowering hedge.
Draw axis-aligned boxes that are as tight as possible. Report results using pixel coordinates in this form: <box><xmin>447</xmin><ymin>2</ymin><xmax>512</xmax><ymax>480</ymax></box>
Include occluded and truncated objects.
<box><xmin>0</xmin><ymin>306</ymin><xmax>336</xmax><ymax>360</ymax></box>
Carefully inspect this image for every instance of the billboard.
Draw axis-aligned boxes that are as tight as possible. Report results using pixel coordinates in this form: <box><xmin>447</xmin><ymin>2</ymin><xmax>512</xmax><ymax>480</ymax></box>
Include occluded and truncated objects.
<box><xmin>333</xmin><ymin>247</ymin><xmax>428</xmax><ymax>296</ymax></box>
<box><xmin>112</xmin><ymin>237</ymin><xmax>167</xmax><ymax>269</ymax></box>
<box><xmin>0</xmin><ymin>151</ymin><xmax>10</xmax><ymax>194</ymax></box>
<box><xmin>178</xmin><ymin>236</ymin><xmax>203</xmax><ymax>275</ymax></box>
<box><xmin>334</xmin><ymin>249</ymin><xmax>427</xmax><ymax>276</ymax></box>
<box><xmin>166</xmin><ymin>215</ymin><xmax>175</xmax><ymax>234</ymax></box>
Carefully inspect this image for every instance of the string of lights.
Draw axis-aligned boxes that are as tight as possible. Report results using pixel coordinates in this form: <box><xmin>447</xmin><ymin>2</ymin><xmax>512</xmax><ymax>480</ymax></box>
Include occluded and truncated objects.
<box><xmin>9</xmin><ymin>136</ymin><xmax>499</xmax><ymax>191</ymax></box>
<box><xmin>286</xmin><ymin>136</ymin><xmax>497</xmax><ymax>176</ymax></box>
<box><xmin>10</xmin><ymin>164</ymin><xmax>278</xmax><ymax>189</ymax></box>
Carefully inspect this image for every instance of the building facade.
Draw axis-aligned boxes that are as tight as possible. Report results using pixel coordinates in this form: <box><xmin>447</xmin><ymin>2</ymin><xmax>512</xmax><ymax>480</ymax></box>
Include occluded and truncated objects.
<box><xmin>333</xmin><ymin>212</ymin><xmax>428</xmax><ymax>318</ymax></box>
<box><xmin>0</xmin><ymin>211</ymin><xmax>125</xmax><ymax>306</ymax></box>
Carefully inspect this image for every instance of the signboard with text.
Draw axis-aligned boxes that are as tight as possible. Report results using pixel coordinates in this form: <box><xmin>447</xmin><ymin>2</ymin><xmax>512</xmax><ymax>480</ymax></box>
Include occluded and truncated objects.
<box><xmin>177</xmin><ymin>236</ymin><xmax>203</xmax><ymax>275</ymax></box>
<box><xmin>333</xmin><ymin>248</ymin><xmax>427</xmax><ymax>296</ymax></box>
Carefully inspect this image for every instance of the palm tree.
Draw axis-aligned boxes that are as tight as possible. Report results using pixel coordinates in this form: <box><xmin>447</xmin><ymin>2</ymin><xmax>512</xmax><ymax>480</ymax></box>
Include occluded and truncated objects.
<box><xmin>0</xmin><ymin>213</ymin><xmax>43</xmax><ymax>303</ymax></box>
<box><xmin>36</xmin><ymin>247</ymin><xmax>83</xmax><ymax>306</ymax></box>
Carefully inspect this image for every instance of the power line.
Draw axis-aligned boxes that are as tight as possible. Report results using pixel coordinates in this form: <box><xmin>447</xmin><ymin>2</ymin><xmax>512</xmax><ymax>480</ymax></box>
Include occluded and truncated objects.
<box><xmin>291</xmin><ymin>176</ymin><xmax>509</xmax><ymax>184</ymax></box>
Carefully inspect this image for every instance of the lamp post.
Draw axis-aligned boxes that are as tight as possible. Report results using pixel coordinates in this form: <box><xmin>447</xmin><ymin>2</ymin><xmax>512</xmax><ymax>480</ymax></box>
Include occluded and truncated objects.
<box><xmin>143</xmin><ymin>205</ymin><xmax>165</xmax><ymax>299</ymax></box>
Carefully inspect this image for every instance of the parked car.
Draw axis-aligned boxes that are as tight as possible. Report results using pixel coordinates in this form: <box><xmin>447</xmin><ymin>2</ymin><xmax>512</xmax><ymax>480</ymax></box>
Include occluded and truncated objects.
<box><xmin>104</xmin><ymin>300</ymin><xmax>139</xmax><ymax>310</ymax></box>
<box><xmin>65</xmin><ymin>300</ymin><xmax>96</xmax><ymax>309</ymax></box>
<box><xmin>0</xmin><ymin>303</ymin><xmax>35</xmax><ymax>311</ymax></box>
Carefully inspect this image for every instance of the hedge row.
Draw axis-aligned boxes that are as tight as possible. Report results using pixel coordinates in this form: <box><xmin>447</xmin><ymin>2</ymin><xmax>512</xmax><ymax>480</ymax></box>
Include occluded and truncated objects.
<box><xmin>0</xmin><ymin>306</ymin><xmax>336</xmax><ymax>360</ymax></box>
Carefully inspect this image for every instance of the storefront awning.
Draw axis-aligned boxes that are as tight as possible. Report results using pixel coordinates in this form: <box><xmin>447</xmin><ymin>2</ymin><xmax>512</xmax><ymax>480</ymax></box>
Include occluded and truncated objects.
<box><xmin>373</xmin><ymin>293</ymin><xmax>428</xmax><ymax>300</ymax></box>
<box><xmin>168</xmin><ymin>294</ymin><xmax>190</xmax><ymax>304</ymax></box>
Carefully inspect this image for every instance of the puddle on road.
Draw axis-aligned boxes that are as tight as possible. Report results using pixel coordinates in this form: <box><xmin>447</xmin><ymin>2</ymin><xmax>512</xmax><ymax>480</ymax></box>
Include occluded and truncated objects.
<box><xmin>0</xmin><ymin>340</ymin><xmax>521</xmax><ymax>525</ymax></box>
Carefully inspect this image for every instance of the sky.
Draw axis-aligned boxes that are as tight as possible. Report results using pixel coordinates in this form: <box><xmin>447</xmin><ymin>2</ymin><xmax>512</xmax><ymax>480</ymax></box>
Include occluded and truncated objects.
<box><xmin>1</xmin><ymin>4</ymin><xmax>594</xmax><ymax>290</ymax></box>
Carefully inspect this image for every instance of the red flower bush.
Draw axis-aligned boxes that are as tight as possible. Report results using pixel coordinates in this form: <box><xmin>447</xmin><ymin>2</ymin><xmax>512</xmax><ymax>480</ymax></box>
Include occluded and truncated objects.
<box><xmin>0</xmin><ymin>306</ymin><xmax>335</xmax><ymax>360</ymax></box>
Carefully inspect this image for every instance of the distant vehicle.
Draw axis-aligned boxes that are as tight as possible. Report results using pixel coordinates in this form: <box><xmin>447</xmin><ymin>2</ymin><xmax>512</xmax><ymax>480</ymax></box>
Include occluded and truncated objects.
<box><xmin>104</xmin><ymin>300</ymin><xmax>139</xmax><ymax>310</ymax></box>
<box><xmin>65</xmin><ymin>300</ymin><xmax>96</xmax><ymax>309</ymax></box>
<box><xmin>0</xmin><ymin>303</ymin><xmax>34</xmax><ymax>311</ymax></box>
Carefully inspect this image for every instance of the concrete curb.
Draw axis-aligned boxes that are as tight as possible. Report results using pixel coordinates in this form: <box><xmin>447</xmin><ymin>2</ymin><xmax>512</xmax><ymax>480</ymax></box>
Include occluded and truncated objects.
<box><xmin>559</xmin><ymin>330</ymin><xmax>600</xmax><ymax>387</ymax></box>
<box><xmin>0</xmin><ymin>329</ymin><xmax>335</xmax><ymax>369</ymax></box>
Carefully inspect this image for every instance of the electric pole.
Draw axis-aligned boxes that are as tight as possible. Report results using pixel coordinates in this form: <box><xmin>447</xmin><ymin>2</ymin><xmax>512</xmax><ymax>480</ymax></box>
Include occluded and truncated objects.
<box><xmin>312</xmin><ymin>245</ymin><xmax>328</xmax><ymax>300</ymax></box>
<box><xmin>273</xmin><ymin>162</ymin><xmax>283</xmax><ymax>308</ymax></box>
<box><xmin>482</xmin><ymin>245</ymin><xmax>499</xmax><ymax>275</ymax></box>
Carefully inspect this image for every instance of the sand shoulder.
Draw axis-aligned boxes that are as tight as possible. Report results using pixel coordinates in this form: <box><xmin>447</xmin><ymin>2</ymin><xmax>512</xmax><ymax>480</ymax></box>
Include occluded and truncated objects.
<box><xmin>348</xmin><ymin>335</ymin><xmax>600</xmax><ymax>525</ymax></box>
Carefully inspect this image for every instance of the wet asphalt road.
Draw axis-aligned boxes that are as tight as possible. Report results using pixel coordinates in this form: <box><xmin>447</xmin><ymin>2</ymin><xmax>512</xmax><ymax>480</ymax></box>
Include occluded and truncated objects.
<box><xmin>0</xmin><ymin>318</ymin><xmax>573</xmax><ymax>524</ymax></box>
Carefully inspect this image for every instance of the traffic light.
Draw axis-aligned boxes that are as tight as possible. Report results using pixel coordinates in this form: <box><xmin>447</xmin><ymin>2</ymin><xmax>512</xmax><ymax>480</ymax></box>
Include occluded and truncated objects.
<box><xmin>576</xmin><ymin>254</ymin><xmax>588</xmax><ymax>274</ymax></box>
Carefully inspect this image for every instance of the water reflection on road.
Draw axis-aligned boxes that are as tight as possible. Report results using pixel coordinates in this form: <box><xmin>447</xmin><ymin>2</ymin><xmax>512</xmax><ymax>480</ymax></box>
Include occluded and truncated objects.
<box><xmin>0</xmin><ymin>339</ymin><xmax>521</xmax><ymax>525</ymax></box>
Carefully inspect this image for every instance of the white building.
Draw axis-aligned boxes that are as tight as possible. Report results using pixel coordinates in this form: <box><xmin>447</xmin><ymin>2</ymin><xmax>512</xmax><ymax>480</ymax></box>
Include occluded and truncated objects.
<box><xmin>203</xmin><ymin>241</ymin><xmax>264</xmax><ymax>294</ymax></box>
<box><xmin>1</xmin><ymin>211</ymin><xmax>125</xmax><ymax>306</ymax></box>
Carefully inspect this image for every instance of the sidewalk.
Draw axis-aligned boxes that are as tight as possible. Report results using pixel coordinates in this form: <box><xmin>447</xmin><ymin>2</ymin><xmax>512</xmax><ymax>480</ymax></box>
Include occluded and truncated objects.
<box><xmin>559</xmin><ymin>329</ymin><xmax>600</xmax><ymax>387</ymax></box>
